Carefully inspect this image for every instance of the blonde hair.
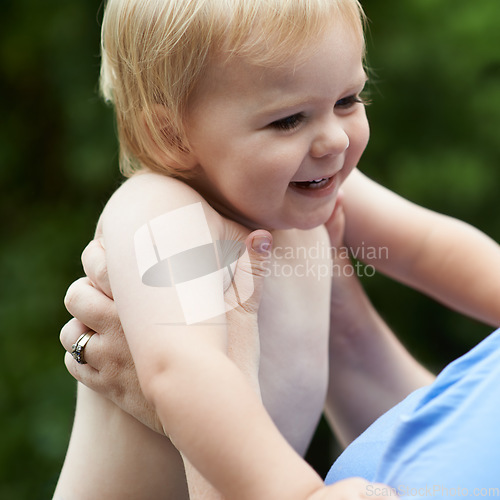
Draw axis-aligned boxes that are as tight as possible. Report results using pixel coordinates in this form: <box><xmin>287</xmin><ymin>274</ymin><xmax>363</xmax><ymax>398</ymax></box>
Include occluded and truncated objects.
<box><xmin>100</xmin><ymin>0</ymin><xmax>366</xmax><ymax>178</ymax></box>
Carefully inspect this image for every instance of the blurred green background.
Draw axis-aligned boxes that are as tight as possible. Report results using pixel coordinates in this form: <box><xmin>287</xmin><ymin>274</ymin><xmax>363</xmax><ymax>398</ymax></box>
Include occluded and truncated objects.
<box><xmin>1</xmin><ymin>0</ymin><xmax>499</xmax><ymax>497</ymax></box>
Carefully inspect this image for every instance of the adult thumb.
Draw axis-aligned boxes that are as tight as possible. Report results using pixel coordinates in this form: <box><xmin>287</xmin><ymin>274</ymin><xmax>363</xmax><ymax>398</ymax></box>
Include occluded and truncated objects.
<box><xmin>324</xmin><ymin>189</ymin><xmax>346</xmax><ymax>249</ymax></box>
<box><xmin>225</xmin><ymin>230</ymin><xmax>272</xmax><ymax>315</ymax></box>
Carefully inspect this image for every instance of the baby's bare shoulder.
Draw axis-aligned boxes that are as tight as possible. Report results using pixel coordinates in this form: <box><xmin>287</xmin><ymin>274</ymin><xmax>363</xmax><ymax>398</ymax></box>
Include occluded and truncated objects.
<box><xmin>100</xmin><ymin>172</ymin><xmax>227</xmax><ymax>237</ymax></box>
<box><xmin>108</xmin><ymin>172</ymin><xmax>205</xmax><ymax>211</ymax></box>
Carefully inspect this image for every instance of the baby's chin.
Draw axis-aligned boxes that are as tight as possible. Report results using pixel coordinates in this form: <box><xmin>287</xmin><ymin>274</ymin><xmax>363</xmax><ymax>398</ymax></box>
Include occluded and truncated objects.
<box><xmin>225</xmin><ymin>204</ymin><xmax>335</xmax><ymax>233</ymax></box>
<box><xmin>285</xmin><ymin>206</ymin><xmax>339</xmax><ymax>232</ymax></box>
<box><xmin>288</xmin><ymin>218</ymin><xmax>330</xmax><ymax>232</ymax></box>
<box><xmin>246</xmin><ymin>215</ymin><xmax>329</xmax><ymax>233</ymax></box>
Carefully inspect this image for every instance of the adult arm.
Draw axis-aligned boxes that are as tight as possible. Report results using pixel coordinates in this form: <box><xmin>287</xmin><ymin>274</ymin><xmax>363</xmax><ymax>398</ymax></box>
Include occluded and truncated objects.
<box><xmin>342</xmin><ymin>169</ymin><xmax>500</xmax><ymax>327</ymax></box>
<box><xmin>53</xmin><ymin>382</ymin><xmax>188</xmax><ymax>500</ymax></box>
<box><xmin>55</xmin><ymin>244</ymin><xmax>188</xmax><ymax>498</ymax></box>
<box><xmin>324</xmin><ymin>199</ymin><xmax>434</xmax><ymax>446</ymax></box>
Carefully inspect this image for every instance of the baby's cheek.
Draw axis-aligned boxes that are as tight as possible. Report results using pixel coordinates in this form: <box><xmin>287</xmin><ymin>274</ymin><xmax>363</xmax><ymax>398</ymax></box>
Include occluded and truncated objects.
<box><xmin>357</xmin><ymin>114</ymin><xmax>370</xmax><ymax>150</ymax></box>
<box><xmin>350</xmin><ymin>124</ymin><xmax>369</xmax><ymax>165</ymax></box>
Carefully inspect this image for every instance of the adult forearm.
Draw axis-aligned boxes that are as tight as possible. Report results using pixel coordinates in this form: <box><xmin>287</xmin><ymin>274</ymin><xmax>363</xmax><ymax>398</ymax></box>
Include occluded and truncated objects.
<box><xmin>342</xmin><ymin>171</ymin><xmax>500</xmax><ymax>327</ymax></box>
<box><xmin>409</xmin><ymin>216</ymin><xmax>500</xmax><ymax>327</ymax></box>
<box><xmin>326</xmin><ymin>257</ymin><xmax>434</xmax><ymax>446</ymax></box>
<box><xmin>53</xmin><ymin>384</ymin><xmax>187</xmax><ymax>500</ymax></box>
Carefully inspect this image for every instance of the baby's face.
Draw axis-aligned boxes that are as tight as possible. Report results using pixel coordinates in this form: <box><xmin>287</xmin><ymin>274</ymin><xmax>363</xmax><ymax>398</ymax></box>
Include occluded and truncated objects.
<box><xmin>184</xmin><ymin>21</ymin><xmax>369</xmax><ymax>231</ymax></box>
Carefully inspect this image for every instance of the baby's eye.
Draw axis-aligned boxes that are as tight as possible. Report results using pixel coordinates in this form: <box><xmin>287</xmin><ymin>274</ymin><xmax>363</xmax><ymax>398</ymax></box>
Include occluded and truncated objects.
<box><xmin>269</xmin><ymin>113</ymin><xmax>305</xmax><ymax>131</ymax></box>
<box><xmin>335</xmin><ymin>95</ymin><xmax>367</xmax><ymax>109</ymax></box>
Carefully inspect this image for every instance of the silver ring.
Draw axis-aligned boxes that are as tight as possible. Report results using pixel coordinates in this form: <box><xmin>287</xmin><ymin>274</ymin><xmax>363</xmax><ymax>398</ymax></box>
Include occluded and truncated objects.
<box><xmin>71</xmin><ymin>331</ymin><xmax>94</xmax><ymax>364</ymax></box>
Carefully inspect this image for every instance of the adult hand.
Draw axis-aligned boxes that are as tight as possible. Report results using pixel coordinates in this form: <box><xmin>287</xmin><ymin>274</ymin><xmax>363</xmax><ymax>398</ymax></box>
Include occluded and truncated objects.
<box><xmin>325</xmin><ymin>189</ymin><xmax>346</xmax><ymax>249</ymax></box>
<box><xmin>61</xmin><ymin>239</ymin><xmax>164</xmax><ymax>433</ymax></box>
<box><xmin>308</xmin><ymin>478</ymin><xmax>396</xmax><ymax>500</ymax></box>
<box><xmin>60</xmin><ymin>231</ymin><xmax>273</xmax><ymax>433</ymax></box>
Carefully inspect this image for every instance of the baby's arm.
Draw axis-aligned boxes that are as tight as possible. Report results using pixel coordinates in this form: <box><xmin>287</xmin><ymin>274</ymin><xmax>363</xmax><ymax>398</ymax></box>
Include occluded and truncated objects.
<box><xmin>342</xmin><ymin>169</ymin><xmax>500</xmax><ymax>326</ymax></box>
<box><xmin>57</xmin><ymin>226</ymin><xmax>272</xmax><ymax>499</ymax></box>
<box><xmin>98</xmin><ymin>173</ymin><xmax>325</xmax><ymax>500</ymax></box>
<box><xmin>58</xmin><ymin>231</ymin><xmax>397</xmax><ymax>500</ymax></box>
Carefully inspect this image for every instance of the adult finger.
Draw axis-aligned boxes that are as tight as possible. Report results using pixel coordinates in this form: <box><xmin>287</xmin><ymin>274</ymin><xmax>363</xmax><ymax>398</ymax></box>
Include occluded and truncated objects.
<box><xmin>324</xmin><ymin>189</ymin><xmax>346</xmax><ymax>249</ymax></box>
<box><xmin>81</xmin><ymin>239</ymin><xmax>113</xmax><ymax>299</ymax></box>
<box><xmin>60</xmin><ymin>317</ymin><xmax>102</xmax><ymax>370</ymax></box>
<box><xmin>64</xmin><ymin>276</ymin><xmax>120</xmax><ymax>336</ymax></box>
<box><xmin>308</xmin><ymin>478</ymin><xmax>397</xmax><ymax>500</ymax></box>
<box><xmin>226</xmin><ymin>229</ymin><xmax>272</xmax><ymax>315</ymax></box>
<box><xmin>60</xmin><ymin>317</ymin><xmax>101</xmax><ymax>388</ymax></box>
<box><xmin>60</xmin><ymin>317</ymin><xmax>130</xmax><ymax>395</ymax></box>
<box><xmin>63</xmin><ymin>349</ymin><xmax>100</xmax><ymax>388</ymax></box>
<box><xmin>60</xmin><ymin>317</ymin><xmax>88</xmax><ymax>353</ymax></box>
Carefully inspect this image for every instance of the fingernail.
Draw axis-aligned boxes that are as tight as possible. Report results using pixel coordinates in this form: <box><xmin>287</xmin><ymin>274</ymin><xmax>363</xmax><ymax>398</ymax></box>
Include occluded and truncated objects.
<box><xmin>252</xmin><ymin>235</ymin><xmax>271</xmax><ymax>254</ymax></box>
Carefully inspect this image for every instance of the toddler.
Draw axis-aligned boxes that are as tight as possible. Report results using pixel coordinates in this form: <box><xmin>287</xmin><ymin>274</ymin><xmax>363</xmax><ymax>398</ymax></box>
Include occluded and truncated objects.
<box><xmin>55</xmin><ymin>0</ymin><xmax>500</xmax><ymax>498</ymax></box>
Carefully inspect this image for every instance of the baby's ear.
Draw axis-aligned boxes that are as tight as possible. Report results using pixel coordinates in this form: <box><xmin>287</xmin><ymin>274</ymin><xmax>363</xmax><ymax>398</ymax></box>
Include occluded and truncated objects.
<box><xmin>141</xmin><ymin>104</ymin><xmax>197</xmax><ymax>171</ymax></box>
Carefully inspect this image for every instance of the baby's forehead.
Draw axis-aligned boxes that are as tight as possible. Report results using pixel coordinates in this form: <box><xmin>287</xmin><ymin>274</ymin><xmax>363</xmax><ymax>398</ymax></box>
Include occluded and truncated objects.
<box><xmin>209</xmin><ymin>22</ymin><xmax>364</xmax><ymax>83</ymax></box>
<box><xmin>219</xmin><ymin>15</ymin><xmax>363</xmax><ymax>71</ymax></box>
<box><xmin>191</xmin><ymin>23</ymin><xmax>366</xmax><ymax>112</ymax></box>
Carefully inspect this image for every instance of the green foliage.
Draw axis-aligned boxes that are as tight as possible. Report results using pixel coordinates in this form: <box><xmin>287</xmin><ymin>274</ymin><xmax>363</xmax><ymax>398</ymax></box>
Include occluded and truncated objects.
<box><xmin>1</xmin><ymin>1</ymin><xmax>119</xmax><ymax>497</ymax></box>
<box><xmin>1</xmin><ymin>0</ymin><xmax>499</xmax><ymax>495</ymax></box>
<box><xmin>359</xmin><ymin>0</ymin><xmax>500</xmax><ymax>371</ymax></box>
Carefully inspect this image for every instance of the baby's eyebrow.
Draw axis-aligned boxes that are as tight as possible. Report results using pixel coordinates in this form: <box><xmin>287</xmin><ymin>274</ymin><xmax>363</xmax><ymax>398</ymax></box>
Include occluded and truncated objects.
<box><xmin>358</xmin><ymin>73</ymin><xmax>369</xmax><ymax>86</ymax></box>
<box><xmin>254</xmin><ymin>69</ymin><xmax>370</xmax><ymax>119</ymax></box>
<box><xmin>257</xmin><ymin>95</ymin><xmax>317</xmax><ymax>118</ymax></box>
<box><xmin>348</xmin><ymin>74</ymin><xmax>370</xmax><ymax>96</ymax></box>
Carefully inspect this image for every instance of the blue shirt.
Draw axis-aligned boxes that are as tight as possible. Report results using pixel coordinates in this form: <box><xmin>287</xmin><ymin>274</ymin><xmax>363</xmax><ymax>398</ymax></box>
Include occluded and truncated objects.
<box><xmin>325</xmin><ymin>329</ymin><xmax>500</xmax><ymax>496</ymax></box>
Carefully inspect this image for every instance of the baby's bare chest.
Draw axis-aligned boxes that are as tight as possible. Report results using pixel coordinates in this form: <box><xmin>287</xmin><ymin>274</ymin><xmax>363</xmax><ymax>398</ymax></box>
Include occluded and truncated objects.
<box><xmin>257</xmin><ymin>229</ymin><xmax>332</xmax><ymax>455</ymax></box>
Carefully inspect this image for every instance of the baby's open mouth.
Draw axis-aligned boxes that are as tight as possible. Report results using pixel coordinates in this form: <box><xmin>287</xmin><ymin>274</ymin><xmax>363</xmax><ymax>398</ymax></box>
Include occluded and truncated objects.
<box><xmin>290</xmin><ymin>176</ymin><xmax>332</xmax><ymax>190</ymax></box>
